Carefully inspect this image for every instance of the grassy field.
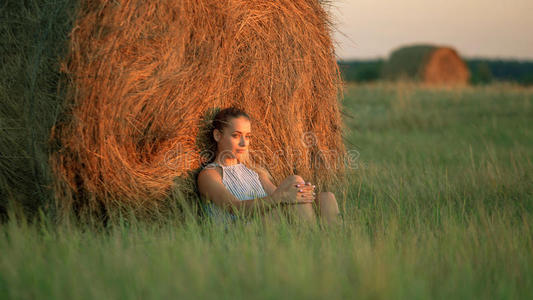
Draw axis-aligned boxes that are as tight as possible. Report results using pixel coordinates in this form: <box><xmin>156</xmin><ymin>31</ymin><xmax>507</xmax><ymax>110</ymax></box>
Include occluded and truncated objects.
<box><xmin>1</xmin><ymin>83</ymin><xmax>532</xmax><ymax>299</ymax></box>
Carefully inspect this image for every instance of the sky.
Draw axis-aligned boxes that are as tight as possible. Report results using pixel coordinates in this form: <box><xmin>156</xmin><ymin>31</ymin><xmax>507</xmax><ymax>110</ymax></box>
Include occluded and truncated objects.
<box><xmin>329</xmin><ymin>0</ymin><xmax>533</xmax><ymax>60</ymax></box>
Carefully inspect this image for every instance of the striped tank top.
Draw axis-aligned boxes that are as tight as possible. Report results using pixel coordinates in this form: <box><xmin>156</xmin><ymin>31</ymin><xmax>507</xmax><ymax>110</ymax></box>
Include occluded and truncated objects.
<box><xmin>202</xmin><ymin>162</ymin><xmax>268</xmax><ymax>221</ymax></box>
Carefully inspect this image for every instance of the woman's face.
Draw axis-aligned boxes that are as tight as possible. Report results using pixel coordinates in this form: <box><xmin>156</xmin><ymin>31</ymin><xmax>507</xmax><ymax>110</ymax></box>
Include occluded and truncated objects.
<box><xmin>214</xmin><ymin>116</ymin><xmax>252</xmax><ymax>161</ymax></box>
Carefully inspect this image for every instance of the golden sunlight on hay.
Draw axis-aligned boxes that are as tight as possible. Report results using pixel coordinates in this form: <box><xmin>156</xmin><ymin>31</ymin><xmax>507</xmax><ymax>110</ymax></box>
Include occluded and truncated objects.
<box><xmin>49</xmin><ymin>0</ymin><xmax>345</xmax><ymax>216</ymax></box>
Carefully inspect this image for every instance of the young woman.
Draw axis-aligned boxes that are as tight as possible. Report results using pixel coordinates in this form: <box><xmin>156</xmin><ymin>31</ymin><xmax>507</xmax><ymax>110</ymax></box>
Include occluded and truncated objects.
<box><xmin>197</xmin><ymin>107</ymin><xmax>340</xmax><ymax>225</ymax></box>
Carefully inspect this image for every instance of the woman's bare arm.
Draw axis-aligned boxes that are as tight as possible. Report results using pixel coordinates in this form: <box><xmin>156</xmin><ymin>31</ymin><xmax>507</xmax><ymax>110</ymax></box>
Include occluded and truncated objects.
<box><xmin>197</xmin><ymin>168</ymin><xmax>314</xmax><ymax>217</ymax></box>
<box><xmin>257</xmin><ymin>167</ymin><xmax>315</xmax><ymax>201</ymax></box>
<box><xmin>198</xmin><ymin>168</ymin><xmax>280</xmax><ymax>217</ymax></box>
<box><xmin>256</xmin><ymin>167</ymin><xmax>277</xmax><ymax>195</ymax></box>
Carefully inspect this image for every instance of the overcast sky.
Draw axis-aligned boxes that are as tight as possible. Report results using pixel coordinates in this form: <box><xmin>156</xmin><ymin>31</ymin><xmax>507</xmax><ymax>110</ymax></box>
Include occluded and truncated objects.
<box><xmin>329</xmin><ymin>0</ymin><xmax>533</xmax><ymax>60</ymax></box>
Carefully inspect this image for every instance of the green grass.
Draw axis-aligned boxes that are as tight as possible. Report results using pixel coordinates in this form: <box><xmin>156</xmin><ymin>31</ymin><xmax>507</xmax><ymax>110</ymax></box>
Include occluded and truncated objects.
<box><xmin>1</xmin><ymin>83</ymin><xmax>533</xmax><ymax>299</ymax></box>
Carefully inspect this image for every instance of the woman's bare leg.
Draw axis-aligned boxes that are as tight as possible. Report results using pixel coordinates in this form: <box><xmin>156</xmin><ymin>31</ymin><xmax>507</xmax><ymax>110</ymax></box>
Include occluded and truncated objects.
<box><xmin>261</xmin><ymin>206</ymin><xmax>285</xmax><ymax>226</ymax></box>
<box><xmin>278</xmin><ymin>175</ymin><xmax>316</xmax><ymax>224</ymax></box>
<box><xmin>261</xmin><ymin>204</ymin><xmax>314</xmax><ymax>227</ymax></box>
<box><xmin>287</xmin><ymin>203</ymin><xmax>316</xmax><ymax>224</ymax></box>
<box><xmin>316</xmin><ymin>192</ymin><xmax>340</xmax><ymax>225</ymax></box>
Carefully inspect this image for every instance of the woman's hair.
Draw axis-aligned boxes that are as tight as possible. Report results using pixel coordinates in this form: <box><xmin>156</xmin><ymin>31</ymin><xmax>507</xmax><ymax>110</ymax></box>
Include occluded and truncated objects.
<box><xmin>212</xmin><ymin>107</ymin><xmax>250</xmax><ymax>133</ymax></box>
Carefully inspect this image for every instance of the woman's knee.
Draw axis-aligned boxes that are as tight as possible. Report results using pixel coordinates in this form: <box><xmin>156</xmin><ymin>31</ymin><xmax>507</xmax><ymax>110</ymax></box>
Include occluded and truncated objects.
<box><xmin>285</xmin><ymin>174</ymin><xmax>304</xmax><ymax>184</ymax></box>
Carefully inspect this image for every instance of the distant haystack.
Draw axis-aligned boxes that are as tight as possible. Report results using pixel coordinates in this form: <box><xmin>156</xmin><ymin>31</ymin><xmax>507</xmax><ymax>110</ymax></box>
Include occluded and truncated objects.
<box><xmin>49</xmin><ymin>0</ymin><xmax>346</xmax><ymax>217</ymax></box>
<box><xmin>383</xmin><ymin>45</ymin><xmax>470</xmax><ymax>85</ymax></box>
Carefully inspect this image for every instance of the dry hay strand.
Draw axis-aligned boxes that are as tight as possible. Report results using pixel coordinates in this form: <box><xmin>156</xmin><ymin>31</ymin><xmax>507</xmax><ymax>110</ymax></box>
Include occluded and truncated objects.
<box><xmin>423</xmin><ymin>47</ymin><xmax>470</xmax><ymax>86</ymax></box>
<box><xmin>49</xmin><ymin>0</ymin><xmax>345</xmax><ymax>217</ymax></box>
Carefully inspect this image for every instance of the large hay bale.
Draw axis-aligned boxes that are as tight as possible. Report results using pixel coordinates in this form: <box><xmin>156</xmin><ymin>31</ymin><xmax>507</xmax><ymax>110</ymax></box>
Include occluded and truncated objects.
<box><xmin>383</xmin><ymin>44</ymin><xmax>470</xmax><ymax>85</ymax></box>
<box><xmin>50</xmin><ymin>0</ymin><xmax>346</xmax><ymax>216</ymax></box>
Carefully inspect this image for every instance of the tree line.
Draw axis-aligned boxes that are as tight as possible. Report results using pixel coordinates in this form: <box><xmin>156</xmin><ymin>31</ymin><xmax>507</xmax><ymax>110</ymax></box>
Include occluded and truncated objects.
<box><xmin>339</xmin><ymin>59</ymin><xmax>533</xmax><ymax>85</ymax></box>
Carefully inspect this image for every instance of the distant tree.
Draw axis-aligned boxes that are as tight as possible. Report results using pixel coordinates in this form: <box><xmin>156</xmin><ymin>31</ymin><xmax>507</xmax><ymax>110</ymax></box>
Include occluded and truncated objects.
<box><xmin>471</xmin><ymin>62</ymin><xmax>493</xmax><ymax>84</ymax></box>
<box><xmin>467</xmin><ymin>59</ymin><xmax>533</xmax><ymax>86</ymax></box>
<box><xmin>338</xmin><ymin>60</ymin><xmax>384</xmax><ymax>83</ymax></box>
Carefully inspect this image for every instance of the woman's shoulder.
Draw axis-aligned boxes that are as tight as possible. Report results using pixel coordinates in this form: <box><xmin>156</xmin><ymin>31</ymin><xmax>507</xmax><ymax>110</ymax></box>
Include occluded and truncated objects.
<box><xmin>203</xmin><ymin>162</ymin><xmax>219</xmax><ymax>169</ymax></box>
<box><xmin>198</xmin><ymin>163</ymin><xmax>223</xmax><ymax>181</ymax></box>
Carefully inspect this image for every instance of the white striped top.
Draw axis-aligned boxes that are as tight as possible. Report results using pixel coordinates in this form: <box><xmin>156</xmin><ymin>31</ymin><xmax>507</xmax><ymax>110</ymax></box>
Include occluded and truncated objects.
<box><xmin>202</xmin><ymin>162</ymin><xmax>268</xmax><ymax>221</ymax></box>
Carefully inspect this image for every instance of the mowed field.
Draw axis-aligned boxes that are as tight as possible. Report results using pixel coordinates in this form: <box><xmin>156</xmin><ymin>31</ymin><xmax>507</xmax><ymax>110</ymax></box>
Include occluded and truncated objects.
<box><xmin>1</xmin><ymin>83</ymin><xmax>532</xmax><ymax>299</ymax></box>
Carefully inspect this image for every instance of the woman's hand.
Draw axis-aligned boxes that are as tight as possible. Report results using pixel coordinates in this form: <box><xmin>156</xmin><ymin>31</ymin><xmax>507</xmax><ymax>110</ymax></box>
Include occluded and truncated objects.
<box><xmin>271</xmin><ymin>175</ymin><xmax>315</xmax><ymax>205</ymax></box>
